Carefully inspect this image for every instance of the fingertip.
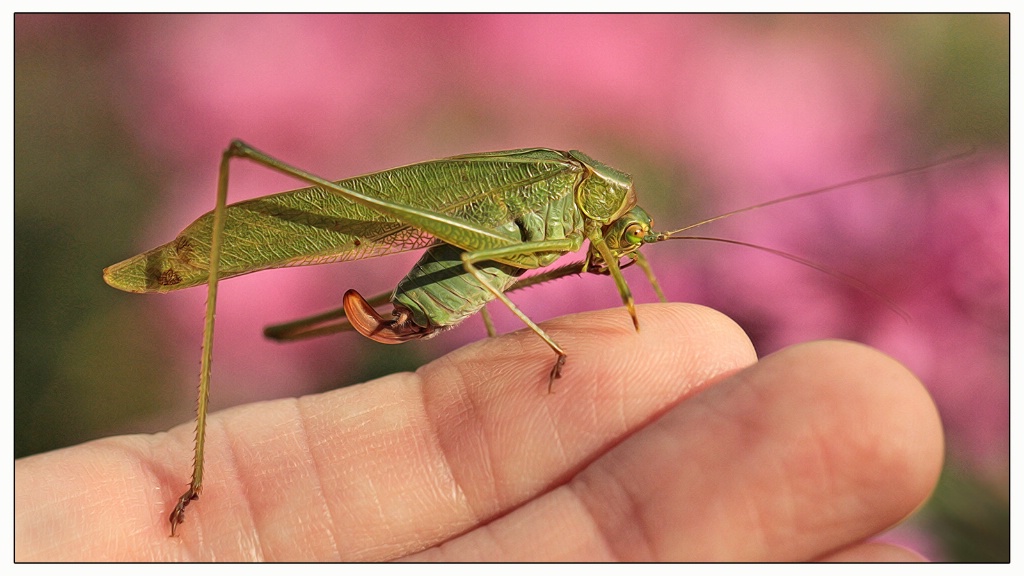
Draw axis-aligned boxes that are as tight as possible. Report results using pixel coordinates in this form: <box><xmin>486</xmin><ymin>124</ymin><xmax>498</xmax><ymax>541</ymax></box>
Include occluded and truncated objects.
<box><xmin>756</xmin><ymin>340</ymin><xmax>945</xmax><ymax>526</ymax></box>
<box><xmin>547</xmin><ymin>302</ymin><xmax>758</xmax><ymax>391</ymax></box>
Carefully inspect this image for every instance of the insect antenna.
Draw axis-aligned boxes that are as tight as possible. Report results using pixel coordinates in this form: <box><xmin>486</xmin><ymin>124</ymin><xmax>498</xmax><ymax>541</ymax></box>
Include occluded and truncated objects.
<box><xmin>649</xmin><ymin>148</ymin><xmax>975</xmax><ymax>318</ymax></box>
<box><xmin>659</xmin><ymin>235</ymin><xmax>909</xmax><ymax>320</ymax></box>
<box><xmin>656</xmin><ymin>148</ymin><xmax>975</xmax><ymax>238</ymax></box>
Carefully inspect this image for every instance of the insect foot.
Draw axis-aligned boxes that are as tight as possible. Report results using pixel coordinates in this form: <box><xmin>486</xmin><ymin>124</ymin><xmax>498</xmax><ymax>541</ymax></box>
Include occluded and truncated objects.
<box><xmin>548</xmin><ymin>354</ymin><xmax>567</xmax><ymax>393</ymax></box>
<box><xmin>169</xmin><ymin>487</ymin><xmax>198</xmax><ymax>537</ymax></box>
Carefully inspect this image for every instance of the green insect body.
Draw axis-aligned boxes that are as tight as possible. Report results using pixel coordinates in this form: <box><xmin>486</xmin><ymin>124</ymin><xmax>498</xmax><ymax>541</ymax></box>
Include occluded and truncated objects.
<box><xmin>104</xmin><ymin>147</ymin><xmax>644</xmax><ymax>345</ymax></box>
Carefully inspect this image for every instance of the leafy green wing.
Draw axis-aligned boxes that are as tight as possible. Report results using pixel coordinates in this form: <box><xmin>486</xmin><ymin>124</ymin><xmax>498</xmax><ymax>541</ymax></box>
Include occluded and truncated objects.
<box><xmin>103</xmin><ymin>149</ymin><xmax>583</xmax><ymax>293</ymax></box>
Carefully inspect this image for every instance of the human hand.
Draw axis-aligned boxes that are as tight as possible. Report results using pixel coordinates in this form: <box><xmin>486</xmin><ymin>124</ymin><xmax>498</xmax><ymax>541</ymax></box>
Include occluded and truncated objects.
<box><xmin>15</xmin><ymin>303</ymin><xmax>943</xmax><ymax>561</ymax></box>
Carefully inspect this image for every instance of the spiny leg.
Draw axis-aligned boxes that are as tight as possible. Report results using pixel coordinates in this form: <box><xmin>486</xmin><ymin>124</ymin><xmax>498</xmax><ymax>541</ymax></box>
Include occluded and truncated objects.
<box><xmin>169</xmin><ymin>143</ymin><xmax>235</xmax><ymax>536</ymax></box>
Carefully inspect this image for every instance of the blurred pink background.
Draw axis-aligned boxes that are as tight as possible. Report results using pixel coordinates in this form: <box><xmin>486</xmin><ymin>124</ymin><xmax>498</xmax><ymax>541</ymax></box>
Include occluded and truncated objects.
<box><xmin>15</xmin><ymin>14</ymin><xmax>1007</xmax><ymax>559</ymax></box>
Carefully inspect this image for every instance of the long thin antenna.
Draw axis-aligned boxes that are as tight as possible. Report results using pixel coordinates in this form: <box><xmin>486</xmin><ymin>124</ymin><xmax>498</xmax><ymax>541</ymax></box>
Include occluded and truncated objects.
<box><xmin>662</xmin><ymin>235</ymin><xmax>909</xmax><ymax>320</ymax></box>
<box><xmin>660</xmin><ymin>149</ymin><xmax>974</xmax><ymax>236</ymax></box>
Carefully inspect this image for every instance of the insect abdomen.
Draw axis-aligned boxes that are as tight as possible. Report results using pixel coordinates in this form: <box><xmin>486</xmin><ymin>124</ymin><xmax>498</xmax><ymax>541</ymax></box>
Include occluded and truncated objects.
<box><xmin>393</xmin><ymin>193</ymin><xmax>586</xmax><ymax>330</ymax></box>
<box><xmin>393</xmin><ymin>243</ymin><xmax>524</xmax><ymax>330</ymax></box>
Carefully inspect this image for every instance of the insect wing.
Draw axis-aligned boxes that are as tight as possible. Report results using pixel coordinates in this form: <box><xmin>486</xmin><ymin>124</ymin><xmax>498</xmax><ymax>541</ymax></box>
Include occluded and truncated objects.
<box><xmin>103</xmin><ymin>149</ymin><xmax>582</xmax><ymax>293</ymax></box>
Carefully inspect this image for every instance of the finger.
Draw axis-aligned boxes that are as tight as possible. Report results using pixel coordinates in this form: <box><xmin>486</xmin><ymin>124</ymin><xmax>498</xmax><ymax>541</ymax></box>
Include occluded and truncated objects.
<box><xmin>405</xmin><ymin>340</ymin><xmax>944</xmax><ymax>561</ymax></box>
<box><xmin>16</xmin><ymin>437</ymin><xmax>171</xmax><ymax>560</ymax></box>
<box><xmin>14</xmin><ymin>303</ymin><xmax>755</xmax><ymax>561</ymax></box>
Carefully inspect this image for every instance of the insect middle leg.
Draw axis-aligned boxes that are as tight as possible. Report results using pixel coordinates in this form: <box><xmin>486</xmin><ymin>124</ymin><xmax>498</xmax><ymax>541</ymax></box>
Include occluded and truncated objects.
<box><xmin>458</xmin><ymin>239</ymin><xmax>586</xmax><ymax>391</ymax></box>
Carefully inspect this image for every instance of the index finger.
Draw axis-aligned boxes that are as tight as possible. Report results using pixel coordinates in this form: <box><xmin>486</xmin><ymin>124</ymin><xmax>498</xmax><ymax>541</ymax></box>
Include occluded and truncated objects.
<box><xmin>16</xmin><ymin>303</ymin><xmax>755</xmax><ymax>561</ymax></box>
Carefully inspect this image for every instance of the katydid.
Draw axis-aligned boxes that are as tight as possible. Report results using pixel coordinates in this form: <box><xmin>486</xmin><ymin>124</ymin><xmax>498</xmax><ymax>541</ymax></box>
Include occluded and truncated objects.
<box><xmin>102</xmin><ymin>140</ymin><xmax>967</xmax><ymax>536</ymax></box>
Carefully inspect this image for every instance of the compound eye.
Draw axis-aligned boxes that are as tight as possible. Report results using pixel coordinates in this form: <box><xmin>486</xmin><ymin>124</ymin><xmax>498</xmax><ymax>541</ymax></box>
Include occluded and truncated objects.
<box><xmin>624</xmin><ymin>223</ymin><xmax>645</xmax><ymax>245</ymax></box>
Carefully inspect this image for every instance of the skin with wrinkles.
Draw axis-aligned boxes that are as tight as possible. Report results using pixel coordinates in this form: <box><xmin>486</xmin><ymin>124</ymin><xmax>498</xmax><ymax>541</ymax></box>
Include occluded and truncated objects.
<box><xmin>14</xmin><ymin>305</ymin><xmax>944</xmax><ymax>561</ymax></box>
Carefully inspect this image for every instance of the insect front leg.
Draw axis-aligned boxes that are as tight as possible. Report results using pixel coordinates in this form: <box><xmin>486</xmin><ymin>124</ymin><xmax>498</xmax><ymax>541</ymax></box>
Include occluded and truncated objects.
<box><xmin>630</xmin><ymin>252</ymin><xmax>667</xmax><ymax>303</ymax></box>
<box><xmin>586</xmin><ymin>226</ymin><xmax>640</xmax><ymax>332</ymax></box>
